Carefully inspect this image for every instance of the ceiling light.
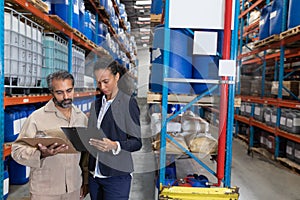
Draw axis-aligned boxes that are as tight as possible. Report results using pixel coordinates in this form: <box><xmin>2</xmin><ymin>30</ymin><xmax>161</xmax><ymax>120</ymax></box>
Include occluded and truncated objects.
<box><xmin>138</xmin><ymin>17</ymin><xmax>150</xmax><ymax>21</ymax></box>
<box><xmin>140</xmin><ymin>28</ymin><xmax>150</xmax><ymax>32</ymax></box>
<box><xmin>136</xmin><ymin>0</ymin><xmax>151</xmax><ymax>6</ymax></box>
<box><xmin>141</xmin><ymin>36</ymin><xmax>150</xmax><ymax>40</ymax></box>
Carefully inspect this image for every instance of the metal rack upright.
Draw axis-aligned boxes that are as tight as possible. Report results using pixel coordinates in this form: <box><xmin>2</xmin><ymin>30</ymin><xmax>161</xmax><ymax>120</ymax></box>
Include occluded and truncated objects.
<box><xmin>158</xmin><ymin>0</ymin><xmax>240</xmax><ymax>191</ymax></box>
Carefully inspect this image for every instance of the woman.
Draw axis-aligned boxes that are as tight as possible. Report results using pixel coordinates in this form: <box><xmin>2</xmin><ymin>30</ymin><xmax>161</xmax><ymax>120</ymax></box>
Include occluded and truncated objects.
<box><xmin>88</xmin><ymin>60</ymin><xmax>142</xmax><ymax>200</ymax></box>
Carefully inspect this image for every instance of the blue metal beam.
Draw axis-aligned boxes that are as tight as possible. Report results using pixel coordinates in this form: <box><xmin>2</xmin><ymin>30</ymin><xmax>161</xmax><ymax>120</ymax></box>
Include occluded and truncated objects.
<box><xmin>0</xmin><ymin>0</ymin><xmax>4</xmax><ymax>195</ymax></box>
<box><xmin>159</xmin><ymin>0</ymin><xmax>170</xmax><ymax>187</ymax></box>
<box><xmin>275</xmin><ymin>0</ymin><xmax>288</xmax><ymax>159</ymax></box>
<box><xmin>225</xmin><ymin>0</ymin><xmax>240</xmax><ymax>187</ymax></box>
<box><xmin>68</xmin><ymin>0</ymin><xmax>74</xmax><ymax>73</ymax></box>
<box><xmin>167</xmin><ymin>85</ymin><xmax>219</xmax><ymax>123</ymax></box>
<box><xmin>165</xmin><ymin>134</ymin><xmax>216</xmax><ymax>177</ymax></box>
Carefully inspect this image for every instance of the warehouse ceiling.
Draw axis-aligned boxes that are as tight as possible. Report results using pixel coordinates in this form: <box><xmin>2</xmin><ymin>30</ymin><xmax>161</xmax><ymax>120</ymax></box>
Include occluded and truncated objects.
<box><xmin>121</xmin><ymin>0</ymin><xmax>152</xmax><ymax>48</ymax></box>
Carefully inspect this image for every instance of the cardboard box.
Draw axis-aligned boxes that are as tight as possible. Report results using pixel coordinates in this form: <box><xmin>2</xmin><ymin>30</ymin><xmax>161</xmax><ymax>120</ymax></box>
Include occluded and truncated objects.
<box><xmin>271</xmin><ymin>81</ymin><xmax>300</xmax><ymax>96</ymax></box>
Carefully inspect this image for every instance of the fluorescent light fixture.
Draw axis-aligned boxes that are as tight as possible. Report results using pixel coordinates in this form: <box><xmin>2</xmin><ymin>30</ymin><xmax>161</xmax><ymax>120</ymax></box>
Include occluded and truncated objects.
<box><xmin>134</xmin><ymin>5</ymin><xmax>144</xmax><ymax>9</ymax></box>
<box><xmin>138</xmin><ymin>17</ymin><xmax>150</xmax><ymax>21</ymax></box>
<box><xmin>141</xmin><ymin>36</ymin><xmax>150</xmax><ymax>40</ymax></box>
<box><xmin>136</xmin><ymin>0</ymin><xmax>151</xmax><ymax>5</ymax></box>
<box><xmin>140</xmin><ymin>28</ymin><xmax>150</xmax><ymax>32</ymax></box>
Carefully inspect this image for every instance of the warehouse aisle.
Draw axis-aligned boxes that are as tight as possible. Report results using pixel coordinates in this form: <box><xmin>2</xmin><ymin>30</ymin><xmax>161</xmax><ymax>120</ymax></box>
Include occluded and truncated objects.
<box><xmin>7</xmin><ymin>99</ymin><xmax>300</xmax><ymax>200</ymax></box>
<box><xmin>231</xmin><ymin>138</ymin><xmax>300</xmax><ymax>200</ymax></box>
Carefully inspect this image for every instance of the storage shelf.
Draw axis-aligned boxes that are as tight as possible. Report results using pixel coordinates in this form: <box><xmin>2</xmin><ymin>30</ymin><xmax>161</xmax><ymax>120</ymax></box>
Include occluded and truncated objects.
<box><xmin>3</xmin><ymin>143</ymin><xmax>11</xmax><ymax>160</ymax></box>
<box><xmin>234</xmin><ymin>115</ymin><xmax>300</xmax><ymax>143</ymax></box>
<box><xmin>239</xmin><ymin>0</ymin><xmax>264</xmax><ymax>19</ymax></box>
<box><xmin>10</xmin><ymin>0</ymin><xmax>98</xmax><ymax>52</ymax></box>
<box><xmin>238</xmin><ymin>96</ymin><xmax>300</xmax><ymax>109</ymax></box>
<box><xmin>242</xmin><ymin>20</ymin><xmax>259</xmax><ymax>37</ymax></box>
<box><xmin>111</xmin><ymin>0</ymin><xmax>127</xmax><ymax>32</ymax></box>
<box><xmin>88</xmin><ymin>0</ymin><xmax>132</xmax><ymax>61</ymax></box>
<box><xmin>241</xmin><ymin>48</ymin><xmax>300</xmax><ymax>66</ymax></box>
<box><xmin>4</xmin><ymin>91</ymin><xmax>98</xmax><ymax>107</ymax></box>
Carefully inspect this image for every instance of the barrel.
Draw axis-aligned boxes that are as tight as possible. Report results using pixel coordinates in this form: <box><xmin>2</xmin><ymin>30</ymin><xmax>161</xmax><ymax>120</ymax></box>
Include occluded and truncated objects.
<box><xmin>97</xmin><ymin>22</ymin><xmax>104</xmax><ymax>45</ymax></box>
<box><xmin>54</xmin><ymin>0</ymin><xmax>79</xmax><ymax>29</ymax></box>
<box><xmin>167</xmin><ymin>104</ymin><xmax>182</xmax><ymax>114</ymax></box>
<box><xmin>79</xmin><ymin>0</ymin><xmax>85</xmax><ymax>33</ymax></box>
<box><xmin>84</xmin><ymin>11</ymin><xmax>95</xmax><ymax>41</ymax></box>
<box><xmin>192</xmin><ymin>55</ymin><xmax>219</xmax><ymax>95</ymax></box>
<box><xmin>287</xmin><ymin>0</ymin><xmax>300</xmax><ymax>29</ymax></box>
<box><xmin>169</xmin><ymin>29</ymin><xmax>193</xmax><ymax>94</ymax></box>
<box><xmin>259</xmin><ymin>4</ymin><xmax>271</xmax><ymax>40</ymax></box>
<box><xmin>3</xmin><ymin>170</ymin><xmax>9</xmax><ymax>199</ymax></box>
<box><xmin>269</xmin><ymin>0</ymin><xmax>285</xmax><ymax>35</ymax></box>
<box><xmin>4</xmin><ymin>108</ymin><xmax>19</xmax><ymax>142</ymax></box>
<box><xmin>8</xmin><ymin>158</ymin><xmax>30</xmax><ymax>185</ymax></box>
<box><xmin>150</xmin><ymin>25</ymin><xmax>165</xmax><ymax>93</ymax></box>
<box><xmin>151</xmin><ymin>0</ymin><xmax>163</xmax><ymax>14</ymax></box>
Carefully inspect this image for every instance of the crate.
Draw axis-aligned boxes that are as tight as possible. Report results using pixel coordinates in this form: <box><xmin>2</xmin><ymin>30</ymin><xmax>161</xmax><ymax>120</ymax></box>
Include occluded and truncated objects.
<box><xmin>42</xmin><ymin>33</ymin><xmax>68</xmax><ymax>88</ymax></box>
<box><xmin>4</xmin><ymin>7</ymin><xmax>43</xmax><ymax>88</ymax></box>
<box><xmin>72</xmin><ymin>45</ymin><xmax>85</xmax><ymax>89</ymax></box>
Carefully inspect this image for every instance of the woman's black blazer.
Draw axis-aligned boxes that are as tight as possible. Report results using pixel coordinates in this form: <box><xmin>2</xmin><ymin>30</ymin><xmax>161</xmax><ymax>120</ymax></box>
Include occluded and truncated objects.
<box><xmin>88</xmin><ymin>90</ymin><xmax>142</xmax><ymax>176</ymax></box>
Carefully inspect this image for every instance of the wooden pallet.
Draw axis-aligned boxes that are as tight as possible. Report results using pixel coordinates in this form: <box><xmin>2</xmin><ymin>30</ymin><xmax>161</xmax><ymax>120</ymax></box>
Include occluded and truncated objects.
<box><xmin>88</xmin><ymin>40</ymin><xmax>98</xmax><ymax>49</ymax></box>
<box><xmin>250</xmin><ymin>147</ymin><xmax>274</xmax><ymax>160</ymax></box>
<box><xmin>150</xmin><ymin>14</ymin><xmax>162</xmax><ymax>23</ymax></box>
<box><xmin>237</xmin><ymin>134</ymin><xmax>249</xmax><ymax>143</ymax></box>
<box><xmin>280</xmin><ymin>25</ymin><xmax>300</xmax><ymax>40</ymax></box>
<box><xmin>147</xmin><ymin>92</ymin><xmax>218</xmax><ymax>106</ymax></box>
<box><xmin>73</xmin><ymin>28</ymin><xmax>88</xmax><ymax>42</ymax></box>
<box><xmin>277</xmin><ymin>157</ymin><xmax>300</xmax><ymax>174</ymax></box>
<box><xmin>97</xmin><ymin>6</ymin><xmax>110</xmax><ymax>19</ymax></box>
<box><xmin>49</xmin><ymin>15</ymin><xmax>73</xmax><ymax>33</ymax></box>
<box><xmin>254</xmin><ymin>34</ymin><xmax>280</xmax><ymax>48</ymax></box>
<box><xmin>27</xmin><ymin>0</ymin><xmax>49</xmax><ymax>13</ymax></box>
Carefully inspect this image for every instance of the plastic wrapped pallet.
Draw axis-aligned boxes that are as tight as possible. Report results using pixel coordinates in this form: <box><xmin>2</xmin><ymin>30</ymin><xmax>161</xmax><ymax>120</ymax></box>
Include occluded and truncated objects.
<box><xmin>184</xmin><ymin>133</ymin><xmax>217</xmax><ymax>157</ymax></box>
<box><xmin>250</xmin><ymin>78</ymin><xmax>272</xmax><ymax>97</ymax></box>
<box><xmin>239</xmin><ymin>75</ymin><xmax>252</xmax><ymax>95</ymax></box>
<box><xmin>150</xmin><ymin>113</ymin><xmax>181</xmax><ymax>136</ymax></box>
<box><xmin>271</xmin><ymin>81</ymin><xmax>300</xmax><ymax>97</ymax></box>
<box><xmin>181</xmin><ymin>110</ymin><xmax>209</xmax><ymax>133</ymax></box>
<box><xmin>152</xmin><ymin>134</ymin><xmax>188</xmax><ymax>154</ymax></box>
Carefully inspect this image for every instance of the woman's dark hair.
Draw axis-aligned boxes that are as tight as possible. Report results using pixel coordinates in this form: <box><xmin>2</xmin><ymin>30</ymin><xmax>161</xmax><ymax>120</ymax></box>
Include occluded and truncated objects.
<box><xmin>94</xmin><ymin>58</ymin><xmax>135</xmax><ymax>95</ymax></box>
<box><xmin>46</xmin><ymin>70</ymin><xmax>74</xmax><ymax>91</ymax></box>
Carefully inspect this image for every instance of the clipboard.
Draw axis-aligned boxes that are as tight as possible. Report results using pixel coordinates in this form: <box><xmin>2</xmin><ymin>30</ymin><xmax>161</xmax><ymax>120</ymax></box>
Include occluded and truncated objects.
<box><xmin>61</xmin><ymin>127</ymin><xmax>106</xmax><ymax>154</ymax></box>
<box><xmin>16</xmin><ymin>137</ymin><xmax>78</xmax><ymax>154</ymax></box>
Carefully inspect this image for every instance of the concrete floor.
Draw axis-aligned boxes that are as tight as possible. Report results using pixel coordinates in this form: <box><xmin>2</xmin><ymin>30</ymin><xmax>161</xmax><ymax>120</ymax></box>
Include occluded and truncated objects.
<box><xmin>7</xmin><ymin>98</ymin><xmax>300</xmax><ymax>200</ymax></box>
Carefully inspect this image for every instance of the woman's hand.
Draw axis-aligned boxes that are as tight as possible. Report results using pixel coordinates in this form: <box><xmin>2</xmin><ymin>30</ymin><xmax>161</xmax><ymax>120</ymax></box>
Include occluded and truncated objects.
<box><xmin>89</xmin><ymin>138</ymin><xmax>118</xmax><ymax>152</ymax></box>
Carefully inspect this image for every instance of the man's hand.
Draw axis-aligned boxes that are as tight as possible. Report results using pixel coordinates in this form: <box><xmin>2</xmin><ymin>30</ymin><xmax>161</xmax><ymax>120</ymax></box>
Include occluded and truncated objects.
<box><xmin>80</xmin><ymin>184</ymin><xmax>89</xmax><ymax>200</ymax></box>
<box><xmin>38</xmin><ymin>143</ymin><xmax>69</xmax><ymax>158</ymax></box>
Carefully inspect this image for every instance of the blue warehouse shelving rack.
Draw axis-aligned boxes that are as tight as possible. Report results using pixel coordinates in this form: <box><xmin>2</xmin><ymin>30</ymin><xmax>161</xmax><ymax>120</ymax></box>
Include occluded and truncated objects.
<box><xmin>0</xmin><ymin>0</ymin><xmax>138</xmax><ymax>196</ymax></box>
<box><xmin>236</xmin><ymin>0</ymin><xmax>300</xmax><ymax>170</ymax></box>
<box><xmin>156</xmin><ymin>0</ymin><xmax>240</xmax><ymax>199</ymax></box>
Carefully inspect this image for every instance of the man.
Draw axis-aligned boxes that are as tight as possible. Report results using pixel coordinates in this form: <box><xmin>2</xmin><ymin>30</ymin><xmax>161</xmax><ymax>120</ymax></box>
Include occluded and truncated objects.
<box><xmin>12</xmin><ymin>70</ymin><xmax>88</xmax><ymax>200</ymax></box>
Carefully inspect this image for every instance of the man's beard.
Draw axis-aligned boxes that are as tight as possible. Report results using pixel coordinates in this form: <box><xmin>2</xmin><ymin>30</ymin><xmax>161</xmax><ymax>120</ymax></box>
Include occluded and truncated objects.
<box><xmin>53</xmin><ymin>97</ymin><xmax>73</xmax><ymax>108</ymax></box>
